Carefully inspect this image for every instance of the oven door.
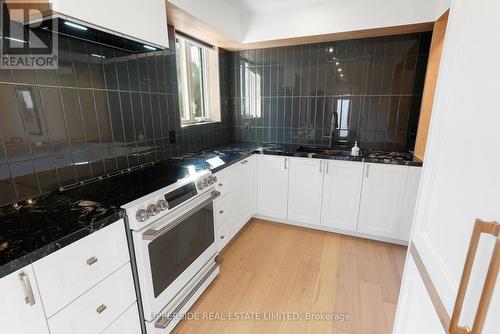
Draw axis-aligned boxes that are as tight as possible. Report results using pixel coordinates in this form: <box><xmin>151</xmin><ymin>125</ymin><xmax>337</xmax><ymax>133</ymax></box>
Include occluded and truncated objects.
<box><xmin>133</xmin><ymin>189</ymin><xmax>219</xmax><ymax>321</ymax></box>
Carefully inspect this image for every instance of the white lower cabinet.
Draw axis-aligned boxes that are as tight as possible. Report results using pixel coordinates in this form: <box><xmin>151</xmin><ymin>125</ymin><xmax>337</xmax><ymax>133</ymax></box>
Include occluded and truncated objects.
<box><xmin>257</xmin><ymin>155</ymin><xmax>289</xmax><ymax>219</ymax></box>
<box><xmin>33</xmin><ymin>220</ymin><xmax>130</xmax><ymax>316</ymax></box>
<box><xmin>101</xmin><ymin>303</ymin><xmax>141</xmax><ymax>334</ymax></box>
<box><xmin>214</xmin><ymin>156</ymin><xmax>256</xmax><ymax>251</ymax></box>
<box><xmin>0</xmin><ymin>219</ymin><xmax>138</xmax><ymax>334</ymax></box>
<box><xmin>357</xmin><ymin>163</ymin><xmax>409</xmax><ymax>239</ymax></box>
<box><xmin>321</xmin><ymin>160</ymin><xmax>364</xmax><ymax>232</ymax></box>
<box><xmin>398</xmin><ymin>167</ymin><xmax>422</xmax><ymax>241</ymax></box>
<box><xmin>287</xmin><ymin>158</ymin><xmax>324</xmax><ymax>225</ymax></box>
<box><xmin>47</xmin><ymin>264</ymin><xmax>137</xmax><ymax>334</ymax></box>
<box><xmin>0</xmin><ymin>265</ymin><xmax>50</xmax><ymax>334</ymax></box>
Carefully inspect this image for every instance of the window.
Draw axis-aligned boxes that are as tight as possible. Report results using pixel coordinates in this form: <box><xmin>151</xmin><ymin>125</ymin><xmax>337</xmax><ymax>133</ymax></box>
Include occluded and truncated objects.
<box><xmin>176</xmin><ymin>35</ymin><xmax>220</xmax><ymax>126</ymax></box>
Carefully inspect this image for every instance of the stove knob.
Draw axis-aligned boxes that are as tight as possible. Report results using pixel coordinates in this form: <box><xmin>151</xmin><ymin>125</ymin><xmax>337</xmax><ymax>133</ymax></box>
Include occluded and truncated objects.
<box><xmin>207</xmin><ymin>176</ymin><xmax>214</xmax><ymax>185</ymax></box>
<box><xmin>147</xmin><ymin>204</ymin><xmax>159</xmax><ymax>217</ymax></box>
<box><xmin>136</xmin><ymin>209</ymin><xmax>149</xmax><ymax>222</ymax></box>
<box><xmin>197</xmin><ymin>179</ymin><xmax>206</xmax><ymax>189</ymax></box>
<box><xmin>156</xmin><ymin>199</ymin><xmax>169</xmax><ymax>211</ymax></box>
<box><xmin>212</xmin><ymin>176</ymin><xmax>218</xmax><ymax>182</ymax></box>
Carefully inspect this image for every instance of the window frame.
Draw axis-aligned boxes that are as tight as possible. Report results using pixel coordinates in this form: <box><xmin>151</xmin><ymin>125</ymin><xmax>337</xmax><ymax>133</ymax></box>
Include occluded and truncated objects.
<box><xmin>176</xmin><ymin>35</ymin><xmax>212</xmax><ymax>126</ymax></box>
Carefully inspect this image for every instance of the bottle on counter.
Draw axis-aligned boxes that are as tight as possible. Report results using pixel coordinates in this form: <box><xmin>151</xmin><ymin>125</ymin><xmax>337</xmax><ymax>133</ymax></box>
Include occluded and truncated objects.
<box><xmin>351</xmin><ymin>141</ymin><xmax>360</xmax><ymax>157</ymax></box>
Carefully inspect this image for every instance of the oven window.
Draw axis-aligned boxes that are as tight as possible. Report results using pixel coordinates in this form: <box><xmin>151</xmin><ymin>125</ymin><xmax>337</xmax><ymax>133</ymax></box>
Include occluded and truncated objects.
<box><xmin>148</xmin><ymin>202</ymin><xmax>215</xmax><ymax>298</ymax></box>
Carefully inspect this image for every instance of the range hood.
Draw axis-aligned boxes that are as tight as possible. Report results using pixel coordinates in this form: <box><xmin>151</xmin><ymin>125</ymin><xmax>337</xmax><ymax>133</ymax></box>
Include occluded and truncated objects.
<box><xmin>38</xmin><ymin>17</ymin><xmax>164</xmax><ymax>54</ymax></box>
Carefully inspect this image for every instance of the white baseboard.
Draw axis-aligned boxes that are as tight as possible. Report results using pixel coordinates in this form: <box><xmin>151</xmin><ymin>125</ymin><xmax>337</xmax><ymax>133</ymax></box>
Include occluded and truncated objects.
<box><xmin>252</xmin><ymin>214</ymin><xmax>409</xmax><ymax>246</ymax></box>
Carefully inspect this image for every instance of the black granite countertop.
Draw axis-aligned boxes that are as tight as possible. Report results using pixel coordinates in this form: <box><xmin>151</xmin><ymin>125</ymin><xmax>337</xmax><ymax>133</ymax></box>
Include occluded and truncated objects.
<box><xmin>0</xmin><ymin>194</ymin><xmax>121</xmax><ymax>279</ymax></box>
<box><xmin>0</xmin><ymin>141</ymin><xmax>422</xmax><ymax>279</ymax></box>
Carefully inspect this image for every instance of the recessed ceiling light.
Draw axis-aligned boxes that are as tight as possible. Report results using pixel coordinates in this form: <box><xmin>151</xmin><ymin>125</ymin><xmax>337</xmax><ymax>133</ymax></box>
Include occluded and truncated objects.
<box><xmin>144</xmin><ymin>45</ymin><xmax>156</xmax><ymax>51</ymax></box>
<box><xmin>64</xmin><ymin>21</ymin><xmax>88</xmax><ymax>31</ymax></box>
<box><xmin>335</xmin><ymin>61</ymin><xmax>340</xmax><ymax>65</ymax></box>
<box><xmin>337</xmin><ymin>68</ymin><xmax>342</xmax><ymax>72</ymax></box>
<box><xmin>340</xmin><ymin>74</ymin><xmax>344</xmax><ymax>77</ymax></box>
<box><xmin>328</xmin><ymin>47</ymin><xmax>334</xmax><ymax>53</ymax></box>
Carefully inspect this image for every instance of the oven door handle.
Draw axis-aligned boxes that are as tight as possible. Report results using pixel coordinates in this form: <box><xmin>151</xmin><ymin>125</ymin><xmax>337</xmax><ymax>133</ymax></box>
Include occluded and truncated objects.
<box><xmin>142</xmin><ymin>190</ymin><xmax>220</xmax><ymax>241</ymax></box>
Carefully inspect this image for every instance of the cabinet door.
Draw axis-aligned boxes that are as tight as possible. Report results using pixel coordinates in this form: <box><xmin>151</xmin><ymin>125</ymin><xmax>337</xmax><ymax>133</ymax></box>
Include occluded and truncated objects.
<box><xmin>287</xmin><ymin>157</ymin><xmax>324</xmax><ymax>225</ymax></box>
<box><xmin>257</xmin><ymin>155</ymin><xmax>289</xmax><ymax>219</ymax></box>
<box><xmin>357</xmin><ymin>163</ymin><xmax>408</xmax><ymax>238</ymax></box>
<box><xmin>0</xmin><ymin>265</ymin><xmax>50</xmax><ymax>334</ymax></box>
<box><xmin>321</xmin><ymin>160</ymin><xmax>364</xmax><ymax>231</ymax></box>
<box><xmin>398</xmin><ymin>167</ymin><xmax>422</xmax><ymax>241</ymax></box>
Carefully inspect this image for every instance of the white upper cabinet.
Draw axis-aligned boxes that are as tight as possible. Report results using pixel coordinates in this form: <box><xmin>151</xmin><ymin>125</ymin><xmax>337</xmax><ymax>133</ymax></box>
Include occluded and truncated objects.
<box><xmin>51</xmin><ymin>0</ymin><xmax>169</xmax><ymax>48</ymax></box>
<box><xmin>257</xmin><ymin>155</ymin><xmax>289</xmax><ymax>219</ymax></box>
<box><xmin>287</xmin><ymin>157</ymin><xmax>324</xmax><ymax>225</ymax></box>
<box><xmin>0</xmin><ymin>265</ymin><xmax>50</xmax><ymax>334</ymax></box>
<box><xmin>357</xmin><ymin>163</ymin><xmax>408</xmax><ymax>239</ymax></box>
<box><xmin>321</xmin><ymin>160</ymin><xmax>364</xmax><ymax>232</ymax></box>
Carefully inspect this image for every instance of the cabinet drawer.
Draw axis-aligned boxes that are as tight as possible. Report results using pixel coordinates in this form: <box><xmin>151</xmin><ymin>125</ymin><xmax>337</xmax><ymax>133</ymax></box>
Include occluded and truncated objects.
<box><xmin>102</xmin><ymin>303</ymin><xmax>141</xmax><ymax>334</ymax></box>
<box><xmin>33</xmin><ymin>220</ymin><xmax>130</xmax><ymax>316</ymax></box>
<box><xmin>214</xmin><ymin>167</ymin><xmax>232</xmax><ymax>197</ymax></box>
<box><xmin>214</xmin><ymin>194</ymin><xmax>232</xmax><ymax>226</ymax></box>
<box><xmin>48</xmin><ymin>264</ymin><xmax>136</xmax><ymax>334</ymax></box>
<box><xmin>216</xmin><ymin>221</ymin><xmax>231</xmax><ymax>251</ymax></box>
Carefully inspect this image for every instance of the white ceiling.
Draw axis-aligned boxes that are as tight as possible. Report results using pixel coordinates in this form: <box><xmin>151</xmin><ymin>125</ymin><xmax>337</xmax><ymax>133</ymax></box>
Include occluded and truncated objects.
<box><xmin>170</xmin><ymin>0</ymin><xmax>451</xmax><ymax>44</ymax></box>
<box><xmin>227</xmin><ymin>0</ymin><xmax>329</xmax><ymax>14</ymax></box>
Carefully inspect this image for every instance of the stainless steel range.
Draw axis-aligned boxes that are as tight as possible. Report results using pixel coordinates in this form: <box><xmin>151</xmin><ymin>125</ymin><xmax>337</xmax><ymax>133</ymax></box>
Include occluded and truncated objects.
<box><xmin>122</xmin><ymin>168</ymin><xmax>220</xmax><ymax>333</ymax></box>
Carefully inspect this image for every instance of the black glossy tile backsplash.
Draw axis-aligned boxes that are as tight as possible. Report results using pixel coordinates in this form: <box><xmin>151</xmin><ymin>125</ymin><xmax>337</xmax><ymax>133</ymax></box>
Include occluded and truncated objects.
<box><xmin>0</xmin><ymin>25</ymin><xmax>231</xmax><ymax>205</ymax></box>
<box><xmin>228</xmin><ymin>33</ymin><xmax>431</xmax><ymax>151</ymax></box>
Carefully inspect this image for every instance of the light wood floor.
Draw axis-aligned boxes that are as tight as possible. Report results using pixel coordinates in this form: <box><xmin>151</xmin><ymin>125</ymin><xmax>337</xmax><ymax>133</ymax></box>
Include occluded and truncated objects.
<box><xmin>173</xmin><ymin>219</ymin><xmax>407</xmax><ymax>334</ymax></box>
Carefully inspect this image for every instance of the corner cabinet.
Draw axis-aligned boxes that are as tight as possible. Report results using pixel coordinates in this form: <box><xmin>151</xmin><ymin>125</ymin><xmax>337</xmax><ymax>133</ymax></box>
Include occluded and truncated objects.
<box><xmin>0</xmin><ymin>265</ymin><xmax>50</xmax><ymax>334</ymax></box>
<box><xmin>257</xmin><ymin>155</ymin><xmax>289</xmax><ymax>220</ymax></box>
<box><xmin>357</xmin><ymin>163</ymin><xmax>410</xmax><ymax>239</ymax></box>
<box><xmin>287</xmin><ymin>158</ymin><xmax>324</xmax><ymax>225</ymax></box>
<box><xmin>321</xmin><ymin>160</ymin><xmax>364</xmax><ymax>232</ymax></box>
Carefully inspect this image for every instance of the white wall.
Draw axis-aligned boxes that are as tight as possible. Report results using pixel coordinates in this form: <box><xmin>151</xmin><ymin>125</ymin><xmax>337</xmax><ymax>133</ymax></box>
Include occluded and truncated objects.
<box><xmin>168</xmin><ymin>0</ymin><xmax>244</xmax><ymax>41</ymax></box>
<box><xmin>240</xmin><ymin>0</ymin><xmax>439</xmax><ymax>43</ymax></box>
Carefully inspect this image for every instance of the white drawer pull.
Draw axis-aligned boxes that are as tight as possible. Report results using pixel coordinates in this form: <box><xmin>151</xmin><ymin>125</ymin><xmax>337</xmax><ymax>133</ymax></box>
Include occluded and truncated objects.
<box><xmin>219</xmin><ymin>210</ymin><xmax>224</xmax><ymax>214</ymax></box>
<box><xmin>96</xmin><ymin>304</ymin><xmax>107</xmax><ymax>314</ymax></box>
<box><xmin>87</xmin><ymin>257</ymin><xmax>98</xmax><ymax>266</ymax></box>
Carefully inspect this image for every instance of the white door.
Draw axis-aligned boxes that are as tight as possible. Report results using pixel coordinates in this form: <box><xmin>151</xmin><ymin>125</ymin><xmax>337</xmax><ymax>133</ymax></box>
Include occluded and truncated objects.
<box><xmin>257</xmin><ymin>155</ymin><xmax>289</xmax><ymax>219</ymax></box>
<box><xmin>321</xmin><ymin>160</ymin><xmax>364</xmax><ymax>232</ymax></box>
<box><xmin>0</xmin><ymin>265</ymin><xmax>50</xmax><ymax>334</ymax></box>
<box><xmin>357</xmin><ymin>163</ymin><xmax>408</xmax><ymax>238</ymax></box>
<box><xmin>394</xmin><ymin>0</ymin><xmax>500</xmax><ymax>333</ymax></box>
<box><xmin>287</xmin><ymin>157</ymin><xmax>324</xmax><ymax>225</ymax></box>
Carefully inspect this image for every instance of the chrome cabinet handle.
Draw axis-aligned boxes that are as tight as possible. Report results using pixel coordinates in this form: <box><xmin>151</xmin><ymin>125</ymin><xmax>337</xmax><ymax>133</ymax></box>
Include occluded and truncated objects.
<box><xmin>87</xmin><ymin>256</ymin><xmax>98</xmax><ymax>266</ymax></box>
<box><xmin>450</xmin><ymin>219</ymin><xmax>499</xmax><ymax>334</ymax></box>
<box><xmin>220</xmin><ymin>235</ymin><xmax>225</xmax><ymax>239</ymax></box>
<box><xmin>219</xmin><ymin>210</ymin><xmax>224</xmax><ymax>214</ymax></box>
<box><xmin>284</xmin><ymin>158</ymin><xmax>288</xmax><ymax>170</ymax></box>
<box><xmin>96</xmin><ymin>304</ymin><xmax>107</xmax><ymax>314</ymax></box>
<box><xmin>218</xmin><ymin>183</ymin><xmax>223</xmax><ymax>187</ymax></box>
<box><xmin>365</xmin><ymin>164</ymin><xmax>370</xmax><ymax>178</ymax></box>
<box><xmin>19</xmin><ymin>272</ymin><xmax>36</xmax><ymax>306</ymax></box>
